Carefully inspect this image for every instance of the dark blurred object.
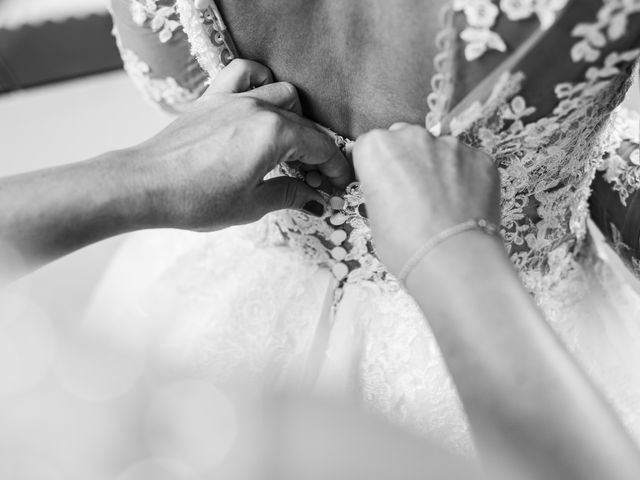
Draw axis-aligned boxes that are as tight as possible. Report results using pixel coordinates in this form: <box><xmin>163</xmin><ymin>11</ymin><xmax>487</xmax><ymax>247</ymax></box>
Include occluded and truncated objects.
<box><xmin>0</xmin><ymin>14</ymin><xmax>122</xmax><ymax>94</ymax></box>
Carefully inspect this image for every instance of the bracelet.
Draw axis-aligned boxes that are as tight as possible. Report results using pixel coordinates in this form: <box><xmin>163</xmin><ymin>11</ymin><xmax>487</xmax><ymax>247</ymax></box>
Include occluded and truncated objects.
<box><xmin>397</xmin><ymin>219</ymin><xmax>501</xmax><ymax>284</ymax></box>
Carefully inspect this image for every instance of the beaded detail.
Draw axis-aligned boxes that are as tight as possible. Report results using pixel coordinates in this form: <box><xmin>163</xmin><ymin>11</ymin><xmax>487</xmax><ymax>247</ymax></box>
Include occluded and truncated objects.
<box><xmin>176</xmin><ymin>0</ymin><xmax>237</xmax><ymax>76</ymax></box>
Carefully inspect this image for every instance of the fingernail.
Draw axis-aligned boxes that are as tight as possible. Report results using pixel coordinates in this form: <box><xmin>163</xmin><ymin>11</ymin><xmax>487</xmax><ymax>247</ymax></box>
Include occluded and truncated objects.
<box><xmin>303</xmin><ymin>200</ymin><xmax>325</xmax><ymax>217</ymax></box>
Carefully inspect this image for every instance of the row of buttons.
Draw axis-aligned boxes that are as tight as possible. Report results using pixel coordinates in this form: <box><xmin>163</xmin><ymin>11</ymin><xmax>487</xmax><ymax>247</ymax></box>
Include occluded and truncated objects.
<box><xmin>306</xmin><ymin>171</ymin><xmax>350</xmax><ymax>280</ymax></box>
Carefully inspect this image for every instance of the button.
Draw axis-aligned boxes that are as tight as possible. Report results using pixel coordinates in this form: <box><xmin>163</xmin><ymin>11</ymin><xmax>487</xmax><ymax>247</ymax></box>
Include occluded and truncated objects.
<box><xmin>330</xmin><ymin>213</ymin><xmax>347</xmax><ymax>226</ymax></box>
<box><xmin>305</xmin><ymin>171</ymin><xmax>323</xmax><ymax>188</ymax></box>
<box><xmin>332</xmin><ymin>263</ymin><xmax>349</xmax><ymax>280</ymax></box>
<box><xmin>330</xmin><ymin>229</ymin><xmax>348</xmax><ymax>245</ymax></box>
<box><xmin>194</xmin><ymin>0</ymin><xmax>210</xmax><ymax>10</ymax></box>
<box><xmin>331</xmin><ymin>247</ymin><xmax>347</xmax><ymax>261</ymax></box>
<box><xmin>329</xmin><ymin>196</ymin><xmax>345</xmax><ymax>211</ymax></box>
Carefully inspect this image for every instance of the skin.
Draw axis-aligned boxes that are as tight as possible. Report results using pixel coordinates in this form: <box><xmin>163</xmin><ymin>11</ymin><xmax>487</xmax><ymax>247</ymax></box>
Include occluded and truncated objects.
<box><xmin>214</xmin><ymin>0</ymin><xmax>621</xmax><ymax>138</ymax></box>
<box><xmin>0</xmin><ymin>60</ymin><xmax>349</xmax><ymax>282</ymax></box>
<box><xmin>2</xmin><ymin>51</ymin><xmax>639</xmax><ymax>477</ymax></box>
<box><xmin>217</xmin><ymin>0</ymin><xmax>442</xmax><ymax>137</ymax></box>
<box><xmin>353</xmin><ymin>125</ymin><xmax>640</xmax><ymax>480</ymax></box>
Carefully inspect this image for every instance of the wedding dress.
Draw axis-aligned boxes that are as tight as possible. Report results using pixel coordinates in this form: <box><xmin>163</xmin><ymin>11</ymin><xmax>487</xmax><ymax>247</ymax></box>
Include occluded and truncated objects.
<box><xmin>91</xmin><ymin>0</ymin><xmax>640</xmax><ymax>453</ymax></box>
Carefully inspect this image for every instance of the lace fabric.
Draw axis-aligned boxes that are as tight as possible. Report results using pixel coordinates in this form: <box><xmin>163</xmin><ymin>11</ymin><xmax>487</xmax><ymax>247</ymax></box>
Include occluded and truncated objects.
<box><xmin>110</xmin><ymin>1</ymin><xmax>207</xmax><ymax>112</ymax></box>
<box><xmin>117</xmin><ymin>42</ymin><xmax>200</xmax><ymax>108</ymax></box>
<box><xmin>129</xmin><ymin>0</ymin><xmax>181</xmax><ymax>43</ymax></box>
<box><xmin>95</xmin><ymin>0</ymin><xmax>640</xmax><ymax>452</ymax></box>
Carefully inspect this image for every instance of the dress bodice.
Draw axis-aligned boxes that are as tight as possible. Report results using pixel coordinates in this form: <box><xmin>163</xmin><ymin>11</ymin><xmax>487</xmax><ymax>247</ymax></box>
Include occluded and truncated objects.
<box><xmin>176</xmin><ymin>0</ymin><xmax>640</xmax><ymax>300</ymax></box>
<box><xmin>92</xmin><ymin>1</ymin><xmax>640</xmax><ymax>455</ymax></box>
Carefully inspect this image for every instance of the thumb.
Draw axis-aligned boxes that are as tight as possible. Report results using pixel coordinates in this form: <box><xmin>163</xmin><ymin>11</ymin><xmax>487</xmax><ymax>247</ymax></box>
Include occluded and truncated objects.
<box><xmin>255</xmin><ymin>177</ymin><xmax>327</xmax><ymax>217</ymax></box>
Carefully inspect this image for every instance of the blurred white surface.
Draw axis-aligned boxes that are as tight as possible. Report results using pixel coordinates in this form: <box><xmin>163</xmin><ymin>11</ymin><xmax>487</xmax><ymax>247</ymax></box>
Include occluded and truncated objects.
<box><xmin>0</xmin><ymin>71</ymin><xmax>171</xmax><ymax>319</ymax></box>
<box><xmin>0</xmin><ymin>71</ymin><xmax>173</xmax><ymax>480</ymax></box>
<box><xmin>0</xmin><ymin>0</ymin><xmax>107</xmax><ymax>29</ymax></box>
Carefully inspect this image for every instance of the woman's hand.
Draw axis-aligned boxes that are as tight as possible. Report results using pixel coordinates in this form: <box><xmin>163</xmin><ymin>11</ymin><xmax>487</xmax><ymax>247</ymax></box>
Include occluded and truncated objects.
<box><xmin>352</xmin><ymin>124</ymin><xmax>501</xmax><ymax>275</ymax></box>
<box><xmin>132</xmin><ymin>59</ymin><xmax>351</xmax><ymax>231</ymax></box>
<box><xmin>354</xmin><ymin>124</ymin><xmax>640</xmax><ymax>480</ymax></box>
<box><xmin>0</xmin><ymin>60</ymin><xmax>352</xmax><ymax>280</ymax></box>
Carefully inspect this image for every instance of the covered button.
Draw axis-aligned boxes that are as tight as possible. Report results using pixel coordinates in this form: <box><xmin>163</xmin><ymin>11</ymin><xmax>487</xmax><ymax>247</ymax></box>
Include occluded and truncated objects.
<box><xmin>331</xmin><ymin>247</ymin><xmax>347</xmax><ymax>261</ymax></box>
<box><xmin>329</xmin><ymin>213</ymin><xmax>347</xmax><ymax>226</ymax></box>
<box><xmin>329</xmin><ymin>196</ymin><xmax>345</xmax><ymax>211</ymax></box>
<box><xmin>332</xmin><ymin>263</ymin><xmax>349</xmax><ymax>280</ymax></box>
<box><xmin>330</xmin><ymin>229</ymin><xmax>348</xmax><ymax>245</ymax></box>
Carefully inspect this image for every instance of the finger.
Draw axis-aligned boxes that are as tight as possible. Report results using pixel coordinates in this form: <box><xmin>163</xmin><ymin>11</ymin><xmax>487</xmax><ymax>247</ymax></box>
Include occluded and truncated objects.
<box><xmin>241</xmin><ymin>82</ymin><xmax>302</xmax><ymax>114</ymax></box>
<box><xmin>352</xmin><ymin>129</ymin><xmax>390</xmax><ymax>180</ymax></box>
<box><xmin>277</xmin><ymin>120</ymin><xmax>353</xmax><ymax>189</ymax></box>
<box><xmin>208</xmin><ymin>59</ymin><xmax>274</xmax><ymax>94</ymax></box>
<box><xmin>389</xmin><ymin>122</ymin><xmax>412</xmax><ymax>131</ymax></box>
<box><xmin>255</xmin><ymin>176</ymin><xmax>327</xmax><ymax>217</ymax></box>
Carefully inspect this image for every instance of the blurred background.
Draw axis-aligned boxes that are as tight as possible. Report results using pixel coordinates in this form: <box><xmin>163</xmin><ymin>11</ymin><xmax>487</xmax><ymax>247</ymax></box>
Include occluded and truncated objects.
<box><xmin>0</xmin><ymin>0</ymin><xmax>174</xmax><ymax>316</ymax></box>
<box><xmin>0</xmin><ymin>2</ymin><xmax>639</xmax><ymax>478</ymax></box>
<box><xmin>0</xmin><ymin>3</ymin><xmax>181</xmax><ymax>478</ymax></box>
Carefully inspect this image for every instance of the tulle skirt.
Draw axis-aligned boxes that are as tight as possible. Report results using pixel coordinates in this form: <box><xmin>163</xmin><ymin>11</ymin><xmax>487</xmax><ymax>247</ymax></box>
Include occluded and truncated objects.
<box><xmin>86</xmin><ymin>217</ymin><xmax>640</xmax><ymax>454</ymax></box>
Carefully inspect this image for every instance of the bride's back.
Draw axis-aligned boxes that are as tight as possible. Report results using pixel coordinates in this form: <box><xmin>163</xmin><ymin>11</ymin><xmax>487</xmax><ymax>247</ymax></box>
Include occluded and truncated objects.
<box><xmin>113</xmin><ymin>1</ymin><xmax>638</xmax><ymax>137</ymax></box>
<box><xmin>214</xmin><ymin>0</ymin><xmax>618</xmax><ymax>137</ymax></box>
<box><xmin>216</xmin><ymin>0</ymin><xmax>445</xmax><ymax>137</ymax></box>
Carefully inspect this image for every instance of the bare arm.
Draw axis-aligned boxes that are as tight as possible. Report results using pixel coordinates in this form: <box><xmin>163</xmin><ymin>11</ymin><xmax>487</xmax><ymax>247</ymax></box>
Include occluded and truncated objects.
<box><xmin>0</xmin><ymin>61</ymin><xmax>349</xmax><ymax>282</ymax></box>
<box><xmin>354</xmin><ymin>125</ymin><xmax>640</xmax><ymax>480</ymax></box>
<box><xmin>0</xmin><ymin>149</ymin><xmax>156</xmax><ymax>280</ymax></box>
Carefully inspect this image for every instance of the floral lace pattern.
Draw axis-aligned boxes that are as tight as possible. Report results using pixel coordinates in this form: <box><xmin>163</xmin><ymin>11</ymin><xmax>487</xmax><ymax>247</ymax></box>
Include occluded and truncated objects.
<box><xmin>176</xmin><ymin>0</ymin><xmax>237</xmax><ymax>76</ymax></box>
<box><xmin>108</xmin><ymin>0</ymin><xmax>640</xmax><ymax>451</ymax></box>
<box><xmin>449</xmin><ymin>48</ymin><xmax>639</xmax><ymax>294</ymax></box>
<box><xmin>113</xmin><ymin>26</ymin><xmax>199</xmax><ymax>108</ymax></box>
<box><xmin>174</xmin><ymin>0</ymin><xmax>640</xmax><ymax>314</ymax></box>
<box><xmin>453</xmin><ymin>0</ymin><xmax>568</xmax><ymax>60</ymax></box>
<box><xmin>129</xmin><ymin>0</ymin><xmax>181</xmax><ymax>43</ymax></box>
<box><xmin>571</xmin><ymin>0</ymin><xmax>640</xmax><ymax>63</ymax></box>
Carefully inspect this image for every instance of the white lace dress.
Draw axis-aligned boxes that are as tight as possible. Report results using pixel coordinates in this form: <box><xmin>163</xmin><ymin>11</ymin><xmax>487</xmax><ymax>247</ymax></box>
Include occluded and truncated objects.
<box><xmin>91</xmin><ymin>0</ymin><xmax>640</xmax><ymax>453</ymax></box>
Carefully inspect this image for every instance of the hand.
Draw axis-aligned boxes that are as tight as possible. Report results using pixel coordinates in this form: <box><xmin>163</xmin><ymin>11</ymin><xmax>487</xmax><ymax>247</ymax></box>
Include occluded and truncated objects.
<box><xmin>129</xmin><ymin>59</ymin><xmax>351</xmax><ymax>231</ymax></box>
<box><xmin>352</xmin><ymin>124</ymin><xmax>501</xmax><ymax>276</ymax></box>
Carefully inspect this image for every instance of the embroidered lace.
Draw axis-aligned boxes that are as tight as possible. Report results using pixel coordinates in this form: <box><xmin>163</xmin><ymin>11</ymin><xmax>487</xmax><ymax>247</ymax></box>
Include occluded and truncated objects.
<box><xmin>99</xmin><ymin>0</ymin><xmax>640</xmax><ymax>452</ymax></box>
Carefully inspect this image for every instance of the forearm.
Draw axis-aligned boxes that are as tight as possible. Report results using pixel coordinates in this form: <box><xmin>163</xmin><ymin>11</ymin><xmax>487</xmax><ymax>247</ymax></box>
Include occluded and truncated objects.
<box><xmin>407</xmin><ymin>233</ymin><xmax>640</xmax><ymax>480</ymax></box>
<box><xmin>0</xmin><ymin>149</ymin><xmax>158</xmax><ymax>279</ymax></box>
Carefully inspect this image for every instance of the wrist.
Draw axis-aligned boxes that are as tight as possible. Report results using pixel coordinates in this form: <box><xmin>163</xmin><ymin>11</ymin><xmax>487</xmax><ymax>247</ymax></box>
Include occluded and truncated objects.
<box><xmin>404</xmin><ymin>229</ymin><xmax>510</xmax><ymax>295</ymax></box>
<box><xmin>98</xmin><ymin>147</ymin><xmax>171</xmax><ymax>231</ymax></box>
